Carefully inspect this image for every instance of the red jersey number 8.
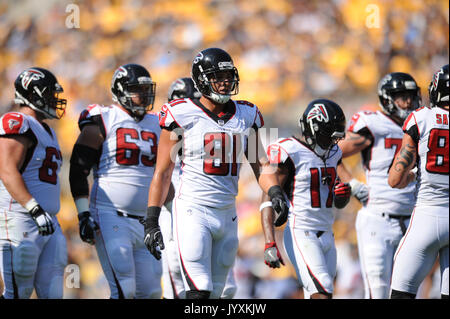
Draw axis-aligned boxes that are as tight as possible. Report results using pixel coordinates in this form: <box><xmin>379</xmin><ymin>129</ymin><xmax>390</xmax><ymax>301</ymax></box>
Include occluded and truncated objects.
<box><xmin>203</xmin><ymin>132</ymin><xmax>239</xmax><ymax>176</ymax></box>
<box><xmin>426</xmin><ymin>128</ymin><xmax>449</xmax><ymax>175</ymax></box>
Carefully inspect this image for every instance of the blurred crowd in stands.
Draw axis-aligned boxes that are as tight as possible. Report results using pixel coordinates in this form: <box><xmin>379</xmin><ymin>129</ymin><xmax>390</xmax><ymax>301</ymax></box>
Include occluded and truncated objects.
<box><xmin>0</xmin><ymin>0</ymin><xmax>447</xmax><ymax>298</ymax></box>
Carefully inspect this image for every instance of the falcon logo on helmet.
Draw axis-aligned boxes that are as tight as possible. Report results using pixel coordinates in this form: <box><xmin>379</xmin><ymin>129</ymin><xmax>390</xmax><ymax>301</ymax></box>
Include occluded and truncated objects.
<box><xmin>113</xmin><ymin>66</ymin><xmax>128</xmax><ymax>79</ymax></box>
<box><xmin>21</xmin><ymin>69</ymin><xmax>45</xmax><ymax>90</ymax></box>
<box><xmin>193</xmin><ymin>52</ymin><xmax>204</xmax><ymax>64</ymax></box>
<box><xmin>432</xmin><ymin>68</ymin><xmax>444</xmax><ymax>91</ymax></box>
<box><xmin>307</xmin><ymin>104</ymin><xmax>329</xmax><ymax>123</ymax></box>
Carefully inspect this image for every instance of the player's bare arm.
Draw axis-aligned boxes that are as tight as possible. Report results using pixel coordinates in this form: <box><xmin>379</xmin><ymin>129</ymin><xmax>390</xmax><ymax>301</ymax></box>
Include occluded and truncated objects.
<box><xmin>260</xmin><ymin>163</ymin><xmax>289</xmax><ymax>269</ymax></box>
<box><xmin>337</xmin><ymin>137</ymin><xmax>370</xmax><ymax>205</ymax></box>
<box><xmin>0</xmin><ymin>134</ymin><xmax>33</xmax><ymax>206</ymax></box>
<box><xmin>144</xmin><ymin>128</ymin><xmax>178</xmax><ymax>260</ymax></box>
<box><xmin>336</xmin><ymin>161</ymin><xmax>353</xmax><ymax>183</ymax></box>
<box><xmin>248</xmin><ymin>129</ymin><xmax>279</xmax><ymax>194</ymax></box>
<box><xmin>388</xmin><ymin>133</ymin><xmax>417</xmax><ymax>189</ymax></box>
<box><xmin>248</xmin><ymin>130</ymin><xmax>289</xmax><ymax>227</ymax></box>
<box><xmin>260</xmin><ymin>163</ymin><xmax>290</xmax><ymax>243</ymax></box>
<box><xmin>338</xmin><ymin>131</ymin><xmax>372</xmax><ymax>157</ymax></box>
<box><xmin>147</xmin><ymin>128</ymin><xmax>177</xmax><ymax>207</ymax></box>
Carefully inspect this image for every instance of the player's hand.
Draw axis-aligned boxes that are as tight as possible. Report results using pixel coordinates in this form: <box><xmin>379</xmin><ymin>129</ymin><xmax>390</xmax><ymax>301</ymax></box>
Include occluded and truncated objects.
<box><xmin>349</xmin><ymin>179</ymin><xmax>369</xmax><ymax>205</ymax></box>
<box><xmin>144</xmin><ymin>207</ymin><xmax>164</xmax><ymax>260</ymax></box>
<box><xmin>29</xmin><ymin>204</ymin><xmax>55</xmax><ymax>236</ymax></box>
<box><xmin>264</xmin><ymin>242</ymin><xmax>284</xmax><ymax>268</ymax></box>
<box><xmin>78</xmin><ymin>211</ymin><xmax>99</xmax><ymax>245</ymax></box>
<box><xmin>333</xmin><ymin>180</ymin><xmax>351</xmax><ymax>209</ymax></box>
<box><xmin>268</xmin><ymin>185</ymin><xmax>289</xmax><ymax>227</ymax></box>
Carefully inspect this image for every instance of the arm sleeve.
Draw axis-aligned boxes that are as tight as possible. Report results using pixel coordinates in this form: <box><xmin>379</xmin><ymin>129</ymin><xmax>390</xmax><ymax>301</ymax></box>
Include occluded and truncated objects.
<box><xmin>69</xmin><ymin>144</ymin><xmax>100</xmax><ymax>198</ymax></box>
<box><xmin>78</xmin><ymin>105</ymin><xmax>106</xmax><ymax>137</ymax></box>
<box><xmin>402</xmin><ymin>112</ymin><xmax>420</xmax><ymax>144</ymax></box>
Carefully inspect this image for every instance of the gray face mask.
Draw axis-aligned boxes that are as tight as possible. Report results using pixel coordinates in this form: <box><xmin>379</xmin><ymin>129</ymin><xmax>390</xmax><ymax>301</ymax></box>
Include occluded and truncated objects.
<box><xmin>313</xmin><ymin>144</ymin><xmax>329</xmax><ymax>158</ymax></box>
<box><xmin>207</xmin><ymin>91</ymin><xmax>231</xmax><ymax>104</ymax></box>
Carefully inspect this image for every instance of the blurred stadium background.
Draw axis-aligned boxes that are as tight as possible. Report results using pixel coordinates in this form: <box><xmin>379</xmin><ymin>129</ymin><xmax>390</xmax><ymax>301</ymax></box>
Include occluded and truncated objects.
<box><xmin>0</xmin><ymin>0</ymin><xmax>448</xmax><ymax>298</ymax></box>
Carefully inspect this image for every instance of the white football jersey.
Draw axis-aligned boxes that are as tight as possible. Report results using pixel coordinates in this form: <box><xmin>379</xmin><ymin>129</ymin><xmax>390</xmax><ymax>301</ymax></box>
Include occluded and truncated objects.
<box><xmin>267</xmin><ymin>137</ymin><xmax>342</xmax><ymax>231</ymax></box>
<box><xmin>348</xmin><ymin>110</ymin><xmax>417</xmax><ymax>215</ymax></box>
<box><xmin>78</xmin><ymin>104</ymin><xmax>161</xmax><ymax>216</ymax></box>
<box><xmin>159</xmin><ymin>98</ymin><xmax>264</xmax><ymax>207</ymax></box>
<box><xmin>0</xmin><ymin>112</ymin><xmax>62</xmax><ymax>215</ymax></box>
<box><xmin>403</xmin><ymin>106</ymin><xmax>449</xmax><ymax>207</ymax></box>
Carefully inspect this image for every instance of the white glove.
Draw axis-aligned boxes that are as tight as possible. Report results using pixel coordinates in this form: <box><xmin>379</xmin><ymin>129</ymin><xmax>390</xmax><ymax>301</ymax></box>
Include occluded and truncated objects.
<box><xmin>349</xmin><ymin>179</ymin><xmax>369</xmax><ymax>206</ymax></box>
<box><xmin>27</xmin><ymin>200</ymin><xmax>55</xmax><ymax>236</ymax></box>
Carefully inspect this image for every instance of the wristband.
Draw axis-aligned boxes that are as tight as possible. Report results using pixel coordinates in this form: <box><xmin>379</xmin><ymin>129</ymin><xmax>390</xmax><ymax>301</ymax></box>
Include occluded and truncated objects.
<box><xmin>259</xmin><ymin>201</ymin><xmax>273</xmax><ymax>212</ymax></box>
<box><xmin>74</xmin><ymin>197</ymin><xmax>90</xmax><ymax>214</ymax></box>
<box><xmin>349</xmin><ymin>179</ymin><xmax>361</xmax><ymax>195</ymax></box>
<box><xmin>24</xmin><ymin>198</ymin><xmax>39</xmax><ymax>211</ymax></box>
<box><xmin>264</xmin><ymin>242</ymin><xmax>276</xmax><ymax>250</ymax></box>
<box><xmin>146</xmin><ymin>206</ymin><xmax>162</xmax><ymax>222</ymax></box>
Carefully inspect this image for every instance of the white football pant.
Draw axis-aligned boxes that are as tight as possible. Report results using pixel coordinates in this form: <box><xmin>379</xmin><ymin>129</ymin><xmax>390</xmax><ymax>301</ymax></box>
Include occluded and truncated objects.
<box><xmin>93</xmin><ymin>208</ymin><xmax>162</xmax><ymax>299</ymax></box>
<box><xmin>0</xmin><ymin>212</ymin><xmax>67</xmax><ymax>298</ymax></box>
<box><xmin>391</xmin><ymin>205</ymin><xmax>449</xmax><ymax>296</ymax></box>
<box><xmin>284</xmin><ymin>218</ymin><xmax>336</xmax><ymax>297</ymax></box>
<box><xmin>355</xmin><ymin>206</ymin><xmax>410</xmax><ymax>298</ymax></box>
<box><xmin>173</xmin><ymin>198</ymin><xmax>238</xmax><ymax>299</ymax></box>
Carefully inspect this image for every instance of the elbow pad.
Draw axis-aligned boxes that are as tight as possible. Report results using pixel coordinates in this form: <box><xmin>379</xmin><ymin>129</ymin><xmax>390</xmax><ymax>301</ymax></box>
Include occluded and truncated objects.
<box><xmin>69</xmin><ymin>144</ymin><xmax>100</xmax><ymax>198</ymax></box>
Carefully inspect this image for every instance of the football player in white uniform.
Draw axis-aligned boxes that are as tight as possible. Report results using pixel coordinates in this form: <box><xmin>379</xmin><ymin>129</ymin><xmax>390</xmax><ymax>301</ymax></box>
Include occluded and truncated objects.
<box><xmin>143</xmin><ymin>48</ymin><xmax>288</xmax><ymax>299</ymax></box>
<box><xmin>389</xmin><ymin>64</ymin><xmax>449</xmax><ymax>299</ymax></box>
<box><xmin>69</xmin><ymin>64</ymin><xmax>163</xmax><ymax>299</ymax></box>
<box><xmin>337</xmin><ymin>72</ymin><xmax>421</xmax><ymax>298</ymax></box>
<box><xmin>261</xmin><ymin>99</ymin><xmax>352</xmax><ymax>299</ymax></box>
<box><xmin>0</xmin><ymin>67</ymin><xmax>67</xmax><ymax>298</ymax></box>
<box><xmin>160</xmin><ymin>77</ymin><xmax>198</xmax><ymax>299</ymax></box>
<box><xmin>161</xmin><ymin>77</ymin><xmax>237</xmax><ymax>299</ymax></box>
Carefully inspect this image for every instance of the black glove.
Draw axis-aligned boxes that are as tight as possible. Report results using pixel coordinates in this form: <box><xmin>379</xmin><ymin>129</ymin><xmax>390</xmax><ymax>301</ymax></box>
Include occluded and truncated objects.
<box><xmin>144</xmin><ymin>206</ymin><xmax>164</xmax><ymax>260</ymax></box>
<box><xmin>78</xmin><ymin>211</ymin><xmax>99</xmax><ymax>245</ymax></box>
<box><xmin>268</xmin><ymin>185</ymin><xmax>289</xmax><ymax>227</ymax></box>
<box><xmin>29</xmin><ymin>204</ymin><xmax>55</xmax><ymax>236</ymax></box>
<box><xmin>333</xmin><ymin>180</ymin><xmax>351</xmax><ymax>209</ymax></box>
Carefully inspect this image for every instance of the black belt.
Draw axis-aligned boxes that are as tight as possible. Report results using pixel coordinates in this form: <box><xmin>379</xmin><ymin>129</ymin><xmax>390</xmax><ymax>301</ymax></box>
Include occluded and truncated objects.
<box><xmin>116</xmin><ymin>211</ymin><xmax>145</xmax><ymax>224</ymax></box>
<box><xmin>381</xmin><ymin>213</ymin><xmax>409</xmax><ymax>235</ymax></box>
